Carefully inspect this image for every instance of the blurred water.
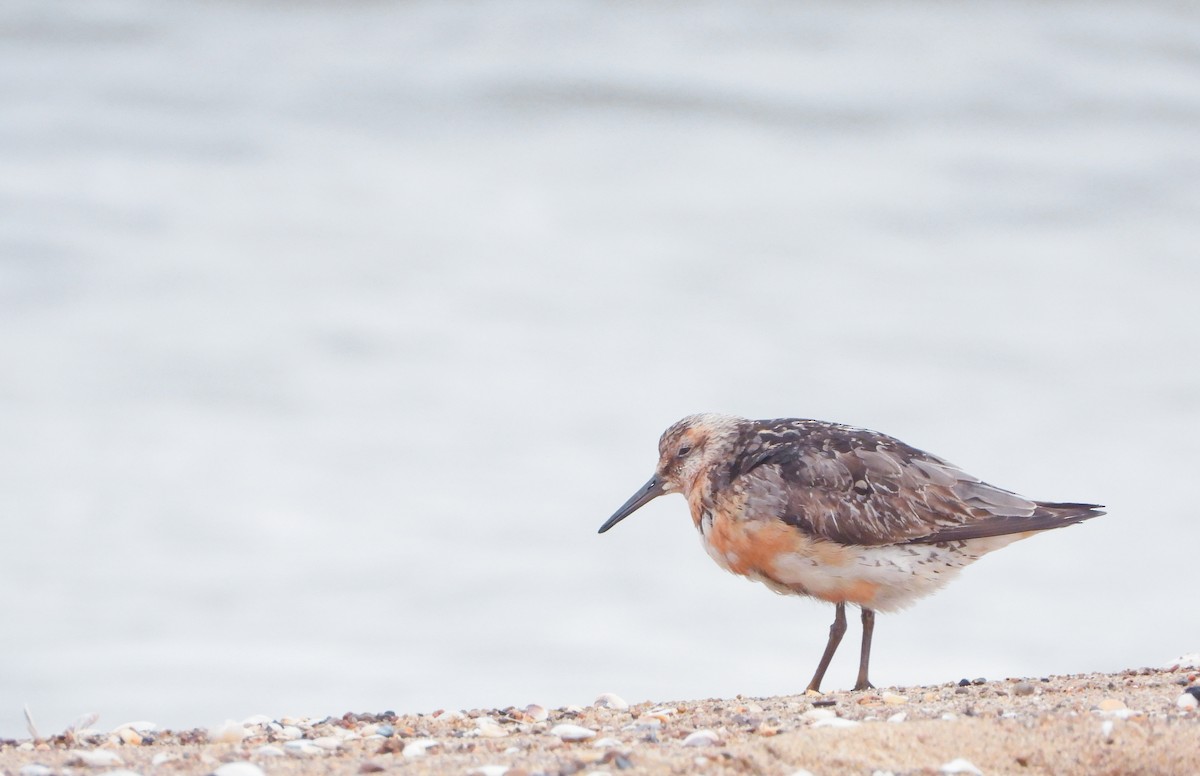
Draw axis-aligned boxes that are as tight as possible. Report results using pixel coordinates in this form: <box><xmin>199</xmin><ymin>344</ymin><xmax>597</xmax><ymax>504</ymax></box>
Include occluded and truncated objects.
<box><xmin>1</xmin><ymin>0</ymin><xmax>1198</xmax><ymax>739</ymax></box>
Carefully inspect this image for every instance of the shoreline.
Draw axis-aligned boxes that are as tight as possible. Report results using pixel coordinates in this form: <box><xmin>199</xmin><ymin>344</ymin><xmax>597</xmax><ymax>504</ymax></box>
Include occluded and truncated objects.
<box><xmin>3</xmin><ymin>666</ymin><xmax>1198</xmax><ymax>775</ymax></box>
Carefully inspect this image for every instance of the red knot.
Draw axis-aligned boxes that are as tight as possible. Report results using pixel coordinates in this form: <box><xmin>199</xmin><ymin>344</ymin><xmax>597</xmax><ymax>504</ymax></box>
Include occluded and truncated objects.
<box><xmin>598</xmin><ymin>413</ymin><xmax>1104</xmax><ymax>693</ymax></box>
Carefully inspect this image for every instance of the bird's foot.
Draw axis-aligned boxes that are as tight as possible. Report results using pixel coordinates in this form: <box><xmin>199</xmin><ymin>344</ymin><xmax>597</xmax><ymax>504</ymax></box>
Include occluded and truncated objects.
<box><xmin>852</xmin><ymin>680</ymin><xmax>875</xmax><ymax>691</ymax></box>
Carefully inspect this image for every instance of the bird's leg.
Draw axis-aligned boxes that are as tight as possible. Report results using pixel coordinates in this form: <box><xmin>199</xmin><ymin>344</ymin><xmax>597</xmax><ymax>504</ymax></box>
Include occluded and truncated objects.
<box><xmin>854</xmin><ymin>607</ymin><xmax>876</xmax><ymax>691</ymax></box>
<box><xmin>806</xmin><ymin>602</ymin><xmax>847</xmax><ymax>693</ymax></box>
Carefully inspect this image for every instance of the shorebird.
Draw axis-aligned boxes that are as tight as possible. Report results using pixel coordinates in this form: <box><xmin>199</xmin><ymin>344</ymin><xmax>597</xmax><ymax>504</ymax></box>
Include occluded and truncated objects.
<box><xmin>598</xmin><ymin>413</ymin><xmax>1103</xmax><ymax>693</ymax></box>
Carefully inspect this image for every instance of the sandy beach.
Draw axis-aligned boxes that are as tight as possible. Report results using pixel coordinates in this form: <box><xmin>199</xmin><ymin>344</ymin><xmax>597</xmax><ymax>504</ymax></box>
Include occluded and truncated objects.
<box><xmin>4</xmin><ymin>665</ymin><xmax>1197</xmax><ymax>776</ymax></box>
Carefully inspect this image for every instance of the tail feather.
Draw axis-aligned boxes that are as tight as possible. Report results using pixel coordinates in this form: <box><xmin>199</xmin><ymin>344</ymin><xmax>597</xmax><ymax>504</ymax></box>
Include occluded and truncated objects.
<box><xmin>911</xmin><ymin>501</ymin><xmax>1105</xmax><ymax>544</ymax></box>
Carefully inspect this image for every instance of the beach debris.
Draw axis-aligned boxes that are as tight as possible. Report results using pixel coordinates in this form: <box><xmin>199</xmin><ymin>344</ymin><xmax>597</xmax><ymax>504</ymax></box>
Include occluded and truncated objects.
<box><xmin>594</xmin><ymin>693</ymin><xmax>629</xmax><ymax>710</ymax></box>
<box><xmin>401</xmin><ymin>738</ymin><xmax>440</xmax><ymax>758</ymax></box>
<box><xmin>113</xmin><ymin>721</ymin><xmax>156</xmax><ymax>745</ymax></box>
<box><xmin>682</xmin><ymin>729</ymin><xmax>721</xmax><ymax>746</ymax></box>
<box><xmin>551</xmin><ymin>723</ymin><xmax>597</xmax><ymax>742</ymax></box>
<box><xmin>474</xmin><ymin>717</ymin><xmax>508</xmax><ymax>738</ymax></box>
<box><xmin>211</xmin><ymin>763</ymin><xmax>265</xmax><ymax>776</ymax></box>
<box><xmin>208</xmin><ymin>720</ymin><xmax>246</xmax><ymax>744</ymax></box>
<box><xmin>939</xmin><ymin>758</ymin><xmax>983</xmax><ymax>775</ymax></box>
<box><xmin>66</xmin><ymin>749</ymin><xmax>123</xmax><ymax>768</ymax></box>
<box><xmin>23</xmin><ymin>705</ymin><xmax>40</xmax><ymax>741</ymax></box>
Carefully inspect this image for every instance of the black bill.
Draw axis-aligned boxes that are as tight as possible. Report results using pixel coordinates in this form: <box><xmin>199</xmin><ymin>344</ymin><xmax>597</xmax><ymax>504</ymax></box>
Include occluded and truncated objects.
<box><xmin>598</xmin><ymin>474</ymin><xmax>667</xmax><ymax>534</ymax></box>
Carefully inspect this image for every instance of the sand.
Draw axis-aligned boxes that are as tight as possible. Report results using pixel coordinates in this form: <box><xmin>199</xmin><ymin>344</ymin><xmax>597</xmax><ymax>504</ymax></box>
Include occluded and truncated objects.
<box><xmin>3</xmin><ymin>666</ymin><xmax>1197</xmax><ymax>776</ymax></box>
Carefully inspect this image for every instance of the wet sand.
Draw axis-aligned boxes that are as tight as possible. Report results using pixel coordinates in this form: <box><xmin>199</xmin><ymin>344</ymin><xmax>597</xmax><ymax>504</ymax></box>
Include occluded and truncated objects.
<box><xmin>3</xmin><ymin>666</ymin><xmax>1197</xmax><ymax>776</ymax></box>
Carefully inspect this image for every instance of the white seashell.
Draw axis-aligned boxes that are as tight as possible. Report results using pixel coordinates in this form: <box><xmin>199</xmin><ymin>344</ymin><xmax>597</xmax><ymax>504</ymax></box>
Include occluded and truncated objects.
<box><xmin>550</xmin><ymin>723</ymin><xmax>597</xmax><ymax>742</ymax></box>
<box><xmin>311</xmin><ymin>736</ymin><xmax>342</xmax><ymax>750</ymax></box>
<box><xmin>23</xmin><ymin>706</ymin><xmax>41</xmax><ymax>741</ymax></box>
<box><xmin>252</xmin><ymin>745</ymin><xmax>284</xmax><ymax>758</ymax></box>
<box><xmin>68</xmin><ymin>749</ymin><xmax>123</xmax><ymax>767</ymax></box>
<box><xmin>402</xmin><ymin>739</ymin><xmax>440</xmax><ymax>758</ymax></box>
<box><xmin>1100</xmin><ymin>720</ymin><xmax>1115</xmax><ymax>741</ymax></box>
<box><xmin>208</xmin><ymin>720</ymin><xmax>246</xmax><ymax>744</ymax></box>
<box><xmin>475</xmin><ymin>717</ymin><xmax>509</xmax><ymax>738</ymax></box>
<box><xmin>592</xmin><ymin>737</ymin><xmax>623</xmax><ymax>748</ymax></box>
<box><xmin>278</xmin><ymin>725</ymin><xmax>304</xmax><ymax>740</ymax></box>
<box><xmin>887</xmin><ymin>712</ymin><xmax>907</xmax><ymax>724</ymax></box>
<box><xmin>1177</xmin><ymin>692</ymin><xmax>1199</xmax><ymax>710</ymax></box>
<box><xmin>241</xmin><ymin>715</ymin><xmax>273</xmax><ymax>727</ymax></box>
<box><xmin>434</xmin><ymin>709</ymin><xmax>465</xmax><ymax>721</ymax></box>
<box><xmin>213</xmin><ymin>763</ymin><xmax>266</xmax><ymax>776</ymax></box>
<box><xmin>524</xmin><ymin>704</ymin><xmax>548</xmax><ymax>722</ymax></box>
<box><xmin>812</xmin><ymin>717</ymin><xmax>861</xmax><ymax>729</ymax></box>
<box><xmin>563</xmin><ymin>705</ymin><xmax>585</xmax><ymax>714</ymax></box>
<box><xmin>940</xmin><ymin>713</ymin><xmax>958</xmax><ymax>721</ymax></box>
<box><xmin>359</xmin><ymin>724</ymin><xmax>379</xmax><ymax>737</ymax></box>
<box><xmin>113</xmin><ymin>721</ymin><xmax>157</xmax><ymax>733</ymax></box>
<box><xmin>594</xmin><ymin>693</ymin><xmax>629</xmax><ymax>711</ymax></box>
<box><xmin>939</xmin><ymin>758</ymin><xmax>983</xmax><ymax>775</ymax></box>
<box><xmin>801</xmin><ymin>708</ymin><xmax>836</xmax><ymax>722</ymax></box>
<box><xmin>18</xmin><ymin>765</ymin><xmax>53</xmax><ymax>776</ymax></box>
<box><xmin>682</xmin><ymin>729</ymin><xmax>720</xmax><ymax>747</ymax></box>
<box><xmin>1162</xmin><ymin>653</ymin><xmax>1200</xmax><ymax>669</ymax></box>
<box><xmin>469</xmin><ymin>767</ymin><xmax>508</xmax><ymax>776</ymax></box>
<box><xmin>283</xmin><ymin>740</ymin><xmax>325</xmax><ymax>757</ymax></box>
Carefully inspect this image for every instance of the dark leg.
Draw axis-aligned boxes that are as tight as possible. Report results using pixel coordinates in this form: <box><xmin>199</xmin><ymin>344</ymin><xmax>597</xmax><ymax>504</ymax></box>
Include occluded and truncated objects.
<box><xmin>853</xmin><ymin>607</ymin><xmax>876</xmax><ymax>691</ymax></box>
<box><xmin>806</xmin><ymin>602</ymin><xmax>847</xmax><ymax>693</ymax></box>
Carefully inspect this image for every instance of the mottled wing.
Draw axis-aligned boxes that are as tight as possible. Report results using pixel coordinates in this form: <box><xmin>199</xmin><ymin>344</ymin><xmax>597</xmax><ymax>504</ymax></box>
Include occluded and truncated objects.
<box><xmin>720</xmin><ymin>419</ymin><xmax>1102</xmax><ymax>546</ymax></box>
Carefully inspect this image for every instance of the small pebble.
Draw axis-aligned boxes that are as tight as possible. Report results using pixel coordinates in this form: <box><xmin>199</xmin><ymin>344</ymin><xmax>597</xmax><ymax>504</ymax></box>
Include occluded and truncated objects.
<box><xmin>882</xmin><ymin>692</ymin><xmax>908</xmax><ymax>705</ymax></box>
<box><xmin>401</xmin><ymin>739</ymin><xmax>440</xmax><ymax>758</ymax></box>
<box><xmin>939</xmin><ymin>758</ymin><xmax>983</xmax><ymax>775</ymax></box>
<box><xmin>311</xmin><ymin>736</ymin><xmax>342</xmax><ymax>751</ymax></box>
<box><xmin>151</xmin><ymin>753</ymin><xmax>180</xmax><ymax>766</ymax></box>
<box><xmin>1100</xmin><ymin>720</ymin><xmax>1115</xmax><ymax>742</ymax></box>
<box><xmin>811</xmin><ymin>717</ymin><xmax>860</xmax><ymax>729</ymax></box>
<box><xmin>18</xmin><ymin>766</ymin><xmax>52</xmax><ymax>776</ymax></box>
<box><xmin>593</xmin><ymin>737</ymin><xmax>623</xmax><ymax>748</ymax></box>
<box><xmin>551</xmin><ymin>723</ymin><xmax>597</xmax><ymax>742</ymax></box>
<box><xmin>252</xmin><ymin>745</ymin><xmax>284</xmax><ymax>758</ymax></box>
<box><xmin>278</xmin><ymin>725</ymin><xmax>304</xmax><ymax>740</ymax></box>
<box><xmin>1012</xmin><ymin>682</ymin><xmax>1036</xmax><ymax>697</ymax></box>
<box><xmin>801</xmin><ymin>708</ymin><xmax>836</xmax><ymax>722</ymax></box>
<box><xmin>887</xmin><ymin>712</ymin><xmax>907</xmax><ymax>723</ymax></box>
<box><xmin>1097</xmin><ymin>698</ymin><xmax>1126</xmax><ymax>712</ymax></box>
<box><xmin>212</xmin><ymin>763</ymin><xmax>265</xmax><ymax>776</ymax></box>
<box><xmin>359</xmin><ymin>763</ymin><xmax>386</xmax><ymax>774</ymax></box>
<box><xmin>283</xmin><ymin>740</ymin><xmax>325</xmax><ymax>757</ymax></box>
<box><xmin>469</xmin><ymin>767</ymin><xmax>508</xmax><ymax>776</ymax></box>
<box><xmin>1176</xmin><ymin>692</ymin><xmax>1199</xmax><ymax>711</ymax></box>
<box><xmin>376</xmin><ymin>724</ymin><xmax>395</xmax><ymax>737</ymax></box>
<box><xmin>682</xmin><ymin>729</ymin><xmax>720</xmax><ymax>747</ymax></box>
<box><xmin>594</xmin><ymin>693</ymin><xmax>630</xmax><ymax>710</ymax></box>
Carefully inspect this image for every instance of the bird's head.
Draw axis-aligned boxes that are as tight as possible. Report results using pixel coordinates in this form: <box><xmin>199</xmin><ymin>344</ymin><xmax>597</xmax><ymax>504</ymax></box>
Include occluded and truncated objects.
<box><xmin>598</xmin><ymin>413</ymin><xmax>743</xmax><ymax>534</ymax></box>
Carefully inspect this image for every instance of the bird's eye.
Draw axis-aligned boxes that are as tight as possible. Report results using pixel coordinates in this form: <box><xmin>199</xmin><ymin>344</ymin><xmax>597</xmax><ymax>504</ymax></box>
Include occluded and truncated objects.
<box><xmin>677</xmin><ymin>445</ymin><xmax>692</xmax><ymax>457</ymax></box>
